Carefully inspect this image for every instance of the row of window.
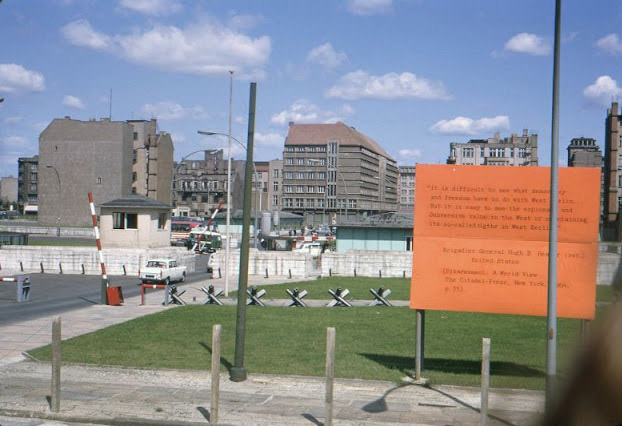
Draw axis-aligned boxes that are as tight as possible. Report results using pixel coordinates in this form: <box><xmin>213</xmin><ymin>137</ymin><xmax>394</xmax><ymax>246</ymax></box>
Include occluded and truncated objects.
<box><xmin>282</xmin><ymin>198</ymin><xmax>357</xmax><ymax>208</ymax></box>
<box><xmin>284</xmin><ymin>146</ymin><xmax>327</xmax><ymax>153</ymax></box>
<box><xmin>284</xmin><ymin>157</ymin><xmax>327</xmax><ymax>166</ymax></box>
<box><xmin>112</xmin><ymin>212</ymin><xmax>167</xmax><ymax>230</ymax></box>
<box><xmin>283</xmin><ymin>171</ymin><xmax>327</xmax><ymax>180</ymax></box>
<box><xmin>284</xmin><ymin>185</ymin><xmax>326</xmax><ymax>194</ymax></box>
<box><xmin>460</xmin><ymin>146</ymin><xmax>531</xmax><ymax>158</ymax></box>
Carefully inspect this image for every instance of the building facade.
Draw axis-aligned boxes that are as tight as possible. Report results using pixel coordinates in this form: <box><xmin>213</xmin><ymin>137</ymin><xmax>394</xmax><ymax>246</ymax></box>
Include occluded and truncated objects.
<box><xmin>447</xmin><ymin>129</ymin><xmax>538</xmax><ymax>166</ymax></box>
<box><xmin>0</xmin><ymin>176</ymin><xmax>18</xmax><ymax>205</ymax></box>
<box><xmin>17</xmin><ymin>155</ymin><xmax>38</xmax><ymax>213</ymax></box>
<box><xmin>172</xmin><ymin>149</ymin><xmax>246</xmax><ymax>218</ymax></box>
<box><xmin>266</xmin><ymin>159</ymin><xmax>282</xmax><ymax>211</ymax></box>
<box><xmin>603</xmin><ymin>102</ymin><xmax>622</xmax><ymax>240</ymax></box>
<box><xmin>567</xmin><ymin>137</ymin><xmax>602</xmax><ymax>168</ymax></box>
<box><xmin>398</xmin><ymin>165</ymin><xmax>416</xmax><ymax>213</ymax></box>
<box><xmin>38</xmin><ymin>117</ymin><xmax>133</xmax><ymax>226</ymax></box>
<box><xmin>282</xmin><ymin>122</ymin><xmax>399</xmax><ymax>225</ymax></box>
<box><xmin>128</xmin><ymin>120</ymin><xmax>174</xmax><ymax>205</ymax></box>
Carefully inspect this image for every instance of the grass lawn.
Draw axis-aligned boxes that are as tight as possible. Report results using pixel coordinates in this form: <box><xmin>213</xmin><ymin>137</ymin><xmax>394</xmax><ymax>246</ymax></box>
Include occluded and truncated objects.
<box><xmin>28</xmin><ymin>239</ymin><xmax>96</xmax><ymax>247</ymax></box>
<box><xmin>28</xmin><ymin>299</ymin><xmax>612</xmax><ymax>389</ymax></box>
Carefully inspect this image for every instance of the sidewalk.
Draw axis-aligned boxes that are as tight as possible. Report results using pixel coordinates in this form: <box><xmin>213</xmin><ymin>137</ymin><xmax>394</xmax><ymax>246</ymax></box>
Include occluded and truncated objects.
<box><xmin>0</xmin><ymin>274</ymin><xmax>545</xmax><ymax>425</ymax></box>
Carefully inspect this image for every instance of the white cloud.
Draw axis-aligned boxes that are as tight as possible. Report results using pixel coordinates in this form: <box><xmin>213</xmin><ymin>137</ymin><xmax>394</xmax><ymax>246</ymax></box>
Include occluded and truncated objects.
<box><xmin>118</xmin><ymin>0</ymin><xmax>182</xmax><ymax>16</ymax></box>
<box><xmin>140</xmin><ymin>101</ymin><xmax>210</xmax><ymax>121</ymax></box>
<box><xmin>429</xmin><ymin>115</ymin><xmax>510</xmax><ymax>136</ymax></box>
<box><xmin>583</xmin><ymin>75</ymin><xmax>622</xmax><ymax>106</ymax></box>
<box><xmin>325</xmin><ymin>70</ymin><xmax>451</xmax><ymax>100</ymax></box>
<box><xmin>62</xmin><ymin>95</ymin><xmax>85</xmax><ymax>109</ymax></box>
<box><xmin>61</xmin><ymin>20</ymin><xmax>111</xmax><ymax>50</ymax></box>
<box><xmin>399</xmin><ymin>148</ymin><xmax>422</xmax><ymax>159</ymax></box>
<box><xmin>3</xmin><ymin>116</ymin><xmax>23</xmax><ymax>125</ymax></box>
<box><xmin>255</xmin><ymin>132</ymin><xmax>284</xmax><ymax>148</ymax></box>
<box><xmin>504</xmin><ymin>33</ymin><xmax>550</xmax><ymax>56</ymax></box>
<box><xmin>595</xmin><ymin>34</ymin><xmax>622</xmax><ymax>55</ymax></box>
<box><xmin>1</xmin><ymin>136</ymin><xmax>30</xmax><ymax>149</ymax></box>
<box><xmin>61</xmin><ymin>18</ymin><xmax>270</xmax><ymax>78</ymax></box>
<box><xmin>271</xmin><ymin>99</ymin><xmax>355</xmax><ymax>126</ymax></box>
<box><xmin>227</xmin><ymin>13</ymin><xmax>264</xmax><ymax>31</ymax></box>
<box><xmin>306</xmin><ymin>43</ymin><xmax>348</xmax><ymax>70</ymax></box>
<box><xmin>0</xmin><ymin>64</ymin><xmax>45</xmax><ymax>93</ymax></box>
<box><xmin>346</xmin><ymin>0</ymin><xmax>393</xmax><ymax>16</ymax></box>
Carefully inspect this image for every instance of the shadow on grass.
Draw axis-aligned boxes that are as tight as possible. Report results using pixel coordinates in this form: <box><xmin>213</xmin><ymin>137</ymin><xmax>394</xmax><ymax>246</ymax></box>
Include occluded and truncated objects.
<box><xmin>360</xmin><ymin>353</ymin><xmax>544</xmax><ymax>377</ymax></box>
<box><xmin>198</xmin><ymin>341</ymin><xmax>233</xmax><ymax>371</ymax></box>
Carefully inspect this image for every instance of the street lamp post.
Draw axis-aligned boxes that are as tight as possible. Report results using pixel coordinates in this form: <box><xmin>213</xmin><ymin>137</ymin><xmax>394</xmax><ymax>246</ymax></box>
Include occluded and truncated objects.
<box><xmin>45</xmin><ymin>165</ymin><xmax>61</xmax><ymax>236</ymax></box>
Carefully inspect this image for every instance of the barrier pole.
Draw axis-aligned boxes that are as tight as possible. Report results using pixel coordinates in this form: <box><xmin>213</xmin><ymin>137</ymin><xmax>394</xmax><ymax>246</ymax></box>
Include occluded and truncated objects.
<box><xmin>481</xmin><ymin>338</ymin><xmax>491</xmax><ymax>426</ymax></box>
<box><xmin>88</xmin><ymin>192</ymin><xmax>109</xmax><ymax>304</ymax></box>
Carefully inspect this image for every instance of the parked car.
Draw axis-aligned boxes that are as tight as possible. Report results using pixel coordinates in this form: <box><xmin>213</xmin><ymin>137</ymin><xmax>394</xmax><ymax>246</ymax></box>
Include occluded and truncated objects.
<box><xmin>139</xmin><ymin>259</ymin><xmax>186</xmax><ymax>285</ymax></box>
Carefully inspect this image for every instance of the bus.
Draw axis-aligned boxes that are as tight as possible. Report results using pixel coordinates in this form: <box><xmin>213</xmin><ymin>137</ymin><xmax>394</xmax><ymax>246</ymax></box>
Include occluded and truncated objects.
<box><xmin>170</xmin><ymin>216</ymin><xmax>203</xmax><ymax>244</ymax></box>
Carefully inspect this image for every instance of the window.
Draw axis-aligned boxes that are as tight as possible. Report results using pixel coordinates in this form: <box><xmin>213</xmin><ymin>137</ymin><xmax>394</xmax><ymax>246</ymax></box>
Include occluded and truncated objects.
<box><xmin>97</xmin><ymin>177</ymin><xmax>102</xmax><ymax>185</ymax></box>
<box><xmin>132</xmin><ymin>150</ymin><xmax>137</xmax><ymax>164</ymax></box>
<box><xmin>296</xmin><ymin>172</ymin><xmax>305</xmax><ymax>179</ymax></box>
<box><xmin>30</xmin><ymin>183</ymin><xmax>37</xmax><ymax>192</ymax></box>
<box><xmin>273</xmin><ymin>169</ymin><xmax>280</xmax><ymax>178</ymax></box>
<box><xmin>462</xmin><ymin>147</ymin><xmax>474</xmax><ymax>158</ymax></box>
<box><xmin>285</xmin><ymin>185</ymin><xmax>293</xmax><ymax>193</ymax></box>
<box><xmin>297</xmin><ymin>158</ymin><xmax>305</xmax><ymax>165</ymax></box>
<box><xmin>307</xmin><ymin>185</ymin><xmax>315</xmax><ymax>193</ymax></box>
<box><xmin>112</xmin><ymin>212</ymin><xmax>138</xmax><ymax>229</ymax></box>
<box><xmin>273</xmin><ymin>195</ymin><xmax>279</xmax><ymax>206</ymax></box>
<box><xmin>285</xmin><ymin>172</ymin><xmax>293</xmax><ymax>179</ymax></box>
<box><xmin>297</xmin><ymin>185</ymin><xmax>305</xmax><ymax>193</ymax></box>
<box><xmin>133</xmin><ymin>132</ymin><xmax>138</xmax><ymax>141</ymax></box>
<box><xmin>295</xmin><ymin>198</ymin><xmax>304</xmax><ymax>207</ymax></box>
<box><xmin>306</xmin><ymin>198</ymin><xmax>314</xmax><ymax>207</ymax></box>
<box><xmin>273</xmin><ymin>182</ymin><xmax>279</xmax><ymax>191</ymax></box>
<box><xmin>285</xmin><ymin>158</ymin><xmax>293</xmax><ymax>165</ymax></box>
<box><xmin>158</xmin><ymin>213</ymin><xmax>167</xmax><ymax>229</ymax></box>
<box><xmin>132</xmin><ymin>172</ymin><xmax>137</xmax><ymax>182</ymax></box>
<box><xmin>318</xmin><ymin>172</ymin><xmax>326</xmax><ymax>179</ymax></box>
<box><xmin>318</xmin><ymin>186</ymin><xmax>325</xmax><ymax>193</ymax></box>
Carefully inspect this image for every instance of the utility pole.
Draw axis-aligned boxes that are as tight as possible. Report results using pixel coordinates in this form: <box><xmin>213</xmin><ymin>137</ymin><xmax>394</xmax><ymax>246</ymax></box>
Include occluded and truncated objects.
<box><xmin>225</xmin><ymin>70</ymin><xmax>233</xmax><ymax>297</ymax></box>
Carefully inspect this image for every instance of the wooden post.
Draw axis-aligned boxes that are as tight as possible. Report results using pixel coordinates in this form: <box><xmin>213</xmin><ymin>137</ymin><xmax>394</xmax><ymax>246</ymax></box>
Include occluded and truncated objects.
<box><xmin>51</xmin><ymin>317</ymin><xmax>61</xmax><ymax>412</ymax></box>
<box><xmin>481</xmin><ymin>337</ymin><xmax>491</xmax><ymax>426</ymax></box>
<box><xmin>415</xmin><ymin>310</ymin><xmax>426</xmax><ymax>380</ymax></box>
<box><xmin>210</xmin><ymin>324</ymin><xmax>221</xmax><ymax>424</ymax></box>
<box><xmin>325</xmin><ymin>327</ymin><xmax>336</xmax><ymax>426</ymax></box>
<box><xmin>59</xmin><ymin>262</ymin><xmax>63</xmax><ymax>274</ymax></box>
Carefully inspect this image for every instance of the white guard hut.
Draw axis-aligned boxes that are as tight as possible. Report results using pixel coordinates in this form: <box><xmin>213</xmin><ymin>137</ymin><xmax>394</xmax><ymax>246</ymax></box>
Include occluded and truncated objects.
<box><xmin>99</xmin><ymin>195</ymin><xmax>171</xmax><ymax>248</ymax></box>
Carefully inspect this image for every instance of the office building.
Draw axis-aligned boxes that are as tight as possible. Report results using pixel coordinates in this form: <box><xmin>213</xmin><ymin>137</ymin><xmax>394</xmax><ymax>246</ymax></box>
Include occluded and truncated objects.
<box><xmin>282</xmin><ymin>121</ymin><xmax>398</xmax><ymax>225</ymax></box>
<box><xmin>398</xmin><ymin>165</ymin><xmax>416</xmax><ymax>212</ymax></box>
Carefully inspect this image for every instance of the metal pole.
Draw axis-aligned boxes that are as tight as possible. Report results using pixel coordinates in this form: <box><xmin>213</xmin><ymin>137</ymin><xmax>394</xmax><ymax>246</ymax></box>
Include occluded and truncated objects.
<box><xmin>51</xmin><ymin>317</ymin><xmax>61</xmax><ymax>412</ymax></box>
<box><xmin>480</xmin><ymin>337</ymin><xmax>490</xmax><ymax>426</ymax></box>
<box><xmin>546</xmin><ymin>0</ymin><xmax>562</xmax><ymax>409</ymax></box>
<box><xmin>226</xmin><ymin>70</ymin><xmax>233</xmax><ymax>297</ymax></box>
<box><xmin>230</xmin><ymin>82</ymin><xmax>256</xmax><ymax>382</ymax></box>
<box><xmin>210</xmin><ymin>324</ymin><xmax>221</xmax><ymax>423</ymax></box>
<box><xmin>325</xmin><ymin>327</ymin><xmax>336</xmax><ymax>426</ymax></box>
<box><xmin>415</xmin><ymin>309</ymin><xmax>423</xmax><ymax>380</ymax></box>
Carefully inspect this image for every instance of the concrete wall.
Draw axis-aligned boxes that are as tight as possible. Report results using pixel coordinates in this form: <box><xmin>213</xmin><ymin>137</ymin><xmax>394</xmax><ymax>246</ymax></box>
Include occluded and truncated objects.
<box><xmin>1</xmin><ymin>246</ymin><xmax>621</xmax><ymax>286</ymax></box>
<box><xmin>0</xmin><ymin>246</ymin><xmax>201</xmax><ymax>276</ymax></box>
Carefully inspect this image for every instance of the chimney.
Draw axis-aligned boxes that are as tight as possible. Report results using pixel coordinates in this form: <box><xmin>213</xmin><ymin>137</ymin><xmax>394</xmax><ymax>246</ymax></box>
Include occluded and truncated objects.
<box><xmin>612</xmin><ymin>102</ymin><xmax>619</xmax><ymax>116</ymax></box>
<box><xmin>289</xmin><ymin>121</ymin><xmax>294</xmax><ymax>127</ymax></box>
<box><xmin>522</xmin><ymin>128</ymin><xmax>528</xmax><ymax>137</ymax></box>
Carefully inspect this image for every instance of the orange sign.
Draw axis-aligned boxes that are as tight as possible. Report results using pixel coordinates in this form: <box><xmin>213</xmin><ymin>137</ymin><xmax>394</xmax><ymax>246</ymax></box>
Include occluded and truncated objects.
<box><xmin>410</xmin><ymin>164</ymin><xmax>600</xmax><ymax>319</ymax></box>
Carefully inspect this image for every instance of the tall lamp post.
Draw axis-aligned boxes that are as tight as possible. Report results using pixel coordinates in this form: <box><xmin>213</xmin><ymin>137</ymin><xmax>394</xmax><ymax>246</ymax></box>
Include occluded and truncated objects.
<box><xmin>45</xmin><ymin>165</ymin><xmax>61</xmax><ymax>236</ymax></box>
<box><xmin>197</xmin><ymin>131</ymin><xmax>261</xmax><ymax>292</ymax></box>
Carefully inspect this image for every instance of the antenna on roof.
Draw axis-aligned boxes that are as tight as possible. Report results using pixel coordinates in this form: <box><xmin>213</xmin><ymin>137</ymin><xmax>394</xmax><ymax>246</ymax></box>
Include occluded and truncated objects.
<box><xmin>109</xmin><ymin>89</ymin><xmax>112</xmax><ymax>120</ymax></box>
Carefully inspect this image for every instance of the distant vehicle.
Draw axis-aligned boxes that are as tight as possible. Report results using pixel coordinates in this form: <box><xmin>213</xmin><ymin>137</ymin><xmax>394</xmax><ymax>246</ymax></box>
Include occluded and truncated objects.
<box><xmin>170</xmin><ymin>217</ymin><xmax>202</xmax><ymax>244</ymax></box>
<box><xmin>293</xmin><ymin>241</ymin><xmax>322</xmax><ymax>256</ymax></box>
<box><xmin>139</xmin><ymin>259</ymin><xmax>186</xmax><ymax>285</ymax></box>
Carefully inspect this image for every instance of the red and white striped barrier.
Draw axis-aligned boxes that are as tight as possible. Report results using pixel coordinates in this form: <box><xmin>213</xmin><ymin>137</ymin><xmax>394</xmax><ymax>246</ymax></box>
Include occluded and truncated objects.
<box><xmin>88</xmin><ymin>192</ymin><xmax>108</xmax><ymax>287</ymax></box>
<box><xmin>0</xmin><ymin>277</ymin><xmax>18</xmax><ymax>282</ymax></box>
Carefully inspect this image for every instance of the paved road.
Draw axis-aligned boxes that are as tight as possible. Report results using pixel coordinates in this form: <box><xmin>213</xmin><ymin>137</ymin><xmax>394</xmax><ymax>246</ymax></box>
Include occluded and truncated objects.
<box><xmin>0</xmin><ymin>272</ymin><xmax>211</xmax><ymax>325</ymax></box>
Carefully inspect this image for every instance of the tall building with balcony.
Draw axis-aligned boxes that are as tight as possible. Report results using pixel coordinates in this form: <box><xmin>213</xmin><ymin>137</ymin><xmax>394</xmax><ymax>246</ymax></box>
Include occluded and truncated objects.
<box><xmin>282</xmin><ymin>122</ymin><xmax>398</xmax><ymax>225</ymax></box>
<box><xmin>398</xmin><ymin>165</ymin><xmax>416</xmax><ymax>212</ymax></box>
<box><xmin>603</xmin><ymin>102</ymin><xmax>622</xmax><ymax>240</ymax></box>
<box><xmin>128</xmin><ymin>119</ymin><xmax>174</xmax><ymax>205</ymax></box>
<box><xmin>172</xmin><ymin>149</ymin><xmax>246</xmax><ymax>218</ymax></box>
<box><xmin>447</xmin><ymin>129</ymin><xmax>538</xmax><ymax>166</ymax></box>
<box><xmin>17</xmin><ymin>155</ymin><xmax>38</xmax><ymax>213</ymax></box>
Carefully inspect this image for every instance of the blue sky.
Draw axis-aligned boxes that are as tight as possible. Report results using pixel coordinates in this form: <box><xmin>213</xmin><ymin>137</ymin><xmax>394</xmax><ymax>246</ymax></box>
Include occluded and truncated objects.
<box><xmin>1</xmin><ymin>0</ymin><xmax>621</xmax><ymax>178</ymax></box>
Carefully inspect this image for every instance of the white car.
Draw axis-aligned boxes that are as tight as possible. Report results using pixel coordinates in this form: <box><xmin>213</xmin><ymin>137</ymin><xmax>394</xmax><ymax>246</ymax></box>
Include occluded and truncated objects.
<box><xmin>140</xmin><ymin>259</ymin><xmax>187</xmax><ymax>285</ymax></box>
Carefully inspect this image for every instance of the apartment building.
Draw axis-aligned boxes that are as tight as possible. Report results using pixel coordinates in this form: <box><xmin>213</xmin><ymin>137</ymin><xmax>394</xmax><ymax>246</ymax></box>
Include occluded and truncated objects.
<box><xmin>266</xmin><ymin>159</ymin><xmax>282</xmax><ymax>211</ymax></box>
<box><xmin>447</xmin><ymin>129</ymin><xmax>538</xmax><ymax>166</ymax></box>
<box><xmin>128</xmin><ymin>119</ymin><xmax>174</xmax><ymax>205</ymax></box>
<box><xmin>38</xmin><ymin>117</ymin><xmax>133</xmax><ymax>226</ymax></box>
<box><xmin>17</xmin><ymin>155</ymin><xmax>38</xmax><ymax>213</ymax></box>
<box><xmin>567</xmin><ymin>137</ymin><xmax>602</xmax><ymax>168</ymax></box>
<box><xmin>282</xmin><ymin>122</ymin><xmax>398</xmax><ymax>225</ymax></box>
<box><xmin>173</xmin><ymin>149</ymin><xmax>246</xmax><ymax>218</ymax></box>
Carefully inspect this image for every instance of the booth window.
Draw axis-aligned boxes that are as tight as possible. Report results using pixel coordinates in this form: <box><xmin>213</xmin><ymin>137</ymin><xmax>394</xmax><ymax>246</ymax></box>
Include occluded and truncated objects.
<box><xmin>158</xmin><ymin>213</ymin><xmax>167</xmax><ymax>229</ymax></box>
<box><xmin>113</xmin><ymin>212</ymin><xmax>138</xmax><ymax>229</ymax></box>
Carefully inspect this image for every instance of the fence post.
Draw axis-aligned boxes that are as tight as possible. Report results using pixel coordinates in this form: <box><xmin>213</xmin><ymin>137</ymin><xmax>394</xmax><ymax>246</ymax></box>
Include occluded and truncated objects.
<box><xmin>81</xmin><ymin>264</ymin><xmax>85</xmax><ymax>274</ymax></box>
<box><xmin>265</xmin><ymin>268</ymin><xmax>269</xmax><ymax>278</ymax></box>
<box><xmin>19</xmin><ymin>261</ymin><xmax>24</xmax><ymax>272</ymax></box>
<box><xmin>40</xmin><ymin>262</ymin><xmax>44</xmax><ymax>274</ymax></box>
<box><xmin>218</xmin><ymin>267</ymin><xmax>222</xmax><ymax>279</ymax></box>
<box><xmin>481</xmin><ymin>337</ymin><xmax>490</xmax><ymax>426</ymax></box>
<box><xmin>122</xmin><ymin>264</ymin><xmax>127</xmax><ymax>276</ymax></box>
<box><xmin>379</xmin><ymin>270</ymin><xmax>382</xmax><ymax>278</ymax></box>
<box><xmin>288</xmin><ymin>269</ymin><xmax>292</xmax><ymax>279</ymax></box>
<box><xmin>210</xmin><ymin>324</ymin><xmax>221</xmax><ymax>424</ymax></box>
<box><xmin>51</xmin><ymin>317</ymin><xmax>61</xmax><ymax>412</ymax></box>
<box><xmin>353</xmin><ymin>268</ymin><xmax>357</xmax><ymax>277</ymax></box>
<box><xmin>59</xmin><ymin>263</ymin><xmax>63</xmax><ymax>274</ymax></box>
<box><xmin>325</xmin><ymin>327</ymin><xmax>336</xmax><ymax>426</ymax></box>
